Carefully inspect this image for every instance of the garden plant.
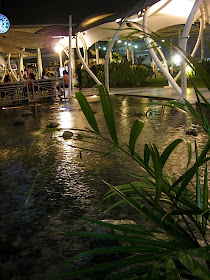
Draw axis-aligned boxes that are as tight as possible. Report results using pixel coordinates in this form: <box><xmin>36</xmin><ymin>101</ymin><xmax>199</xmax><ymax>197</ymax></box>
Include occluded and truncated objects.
<box><xmin>44</xmin><ymin>26</ymin><xmax>210</xmax><ymax>279</ymax></box>
<box><xmin>42</xmin><ymin>26</ymin><xmax>210</xmax><ymax>279</ymax></box>
<box><xmin>47</xmin><ymin>75</ymin><xmax>210</xmax><ymax>279</ymax></box>
<box><xmin>80</xmin><ymin>61</ymin><xmax>151</xmax><ymax>88</ymax></box>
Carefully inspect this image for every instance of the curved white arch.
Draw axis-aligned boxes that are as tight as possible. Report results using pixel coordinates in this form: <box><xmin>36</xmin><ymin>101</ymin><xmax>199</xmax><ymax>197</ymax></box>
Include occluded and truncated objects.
<box><xmin>76</xmin><ymin>33</ymin><xmax>102</xmax><ymax>85</ymax></box>
<box><xmin>180</xmin><ymin>0</ymin><xmax>203</xmax><ymax>99</ymax></box>
<box><xmin>174</xmin><ymin>6</ymin><xmax>204</xmax><ymax>82</ymax></box>
<box><xmin>104</xmin><ymin>21</ymin><xmax>127</xmax><ymax>90</ymax></box>
<box><xmin>143</xmin><ymin>7</ymin><xmax>182</xmax><ymax>97</ymax></box>
<box><xmin>0</xmin><ymin>55</ymin><xmax>7</xmax><ymax>82</ymax></box>
<box><xmin>8</xmin><ymin>53</ymin><xmax>18</xmax><ymax>81</ymax></box>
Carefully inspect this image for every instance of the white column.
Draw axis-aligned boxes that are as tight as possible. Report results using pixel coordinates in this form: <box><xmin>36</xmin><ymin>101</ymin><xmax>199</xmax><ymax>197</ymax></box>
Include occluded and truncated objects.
<box><xmin>18</xmin><ymin>54</ymin><xmax>24</xmax><ymax>80</ymax></box>
<box><xmin>130</xmin><ymin>39</ymin><xmax>134</xmax><ymax>65</ymax></box>
<box><xmin>109</xmin><ymin>50</ymin><xmax>113</xmax><ymax>63</ymax></box>
<box><xmin>95</xmin><ymin>42</ymin><xmax>99</xmax><ymax>65</ymax></box>
<box><xmin>200</xmin><ymin>27</ymin><xmax>204</xmax><ymax>61</ymax></box>
<box><xmin>68</xmin><ymin>15</ymin><xmax>72</xmax><ymax>98</ymax></box>
<box><xmin>126</xmin><ymin>38</ymin><xmax>130</xmax><ymax>61</ymax></box>
<box><xmin>170</xmin><ymin>38</ymin><xmax>173</xmax><ymax>75</ymax></box>
<box><xmin>59</xmin><ymin>51</ymin><xmax>63</xmax><ymax>68</ymax></box>
<box><xmin>180</xmin><ymin>0</ymin><xmax>203</xmax><ymax>99</ymax></box>
<box><xmin>37</xmin><ymin>48</ymin><xmax>43</xmax><ymax>79</ymax></box>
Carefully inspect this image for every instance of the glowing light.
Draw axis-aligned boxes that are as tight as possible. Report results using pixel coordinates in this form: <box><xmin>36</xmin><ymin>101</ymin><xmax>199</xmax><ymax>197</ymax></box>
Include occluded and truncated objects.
<box><xmin>57</xmin><ymin>36</ymin><xmax>69</xmax><ymax>48</ymax></box>
<box><xmin>173</xmin><ymin>54</ymin><xmax>181</xmax><ymax>65</ymax></box>
<box><xmin>2</xmin><ymin>107</ymin><xmax>6</xmax><ymax>110</ymax></box>
<box><xmin>139</xmin><ymin>35</ymin><xmax>144</xmax><ymax>39</ymax></box>
<box><xmin>54</xmin><ymin>43</ymin><xmax>63</xmax><ymax>53</ymax></box>
<box><xmin>115</xmin><ymin>18</ymin><xmax>122</xmax><ymax>23</ymax></box>
<box><xmin>59</xmin><ymin>110</ymin><xmax>73</xmax><ymax>129</ymax></box>
<box><xmin>186</xmin><ymin>65</ymin><xmax>193</xmax><ymax>75</ymax></box>
<box><xmin>103</xmin><ymin>47</ymin><xmax>106</xmax><ymax>50</ymax></box>
<box><xmin>162</xmin><ymin>39</ymin><xmax>165</xmax><ymax>42</ymax></box>
<box><xmin>134</xmin><ymin>45</ymin><xmax>138</xmax><ymax>49</ymax></box>
<box><xmin>117</xmin><ymin>40</ymin><xmax>122</xmax><ymax>43</ymax></box>
<box><xmin>128</xmin><ymin>43</ymin><xmax>131</xmax><ymax>46</ymax></box>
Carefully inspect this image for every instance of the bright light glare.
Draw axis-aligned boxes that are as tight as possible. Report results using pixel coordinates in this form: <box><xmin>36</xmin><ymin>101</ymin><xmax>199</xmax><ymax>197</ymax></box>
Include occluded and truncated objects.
<box><xmin>173</xmin><ymin>54</ymin><xmax>181</xmax><ymax>65</ymax></box>
<box><xmin>103</xmin><ymin>47</ymin><xmax>106</xmax><ymax>50</ymax></box>
<box><xmin>54</xmin><ymin>43</ymin><xmax>63</xmax><ymax>53</ymax></box>
<box><xmin>134</xmin><ymin>45</ymin><xmax>138</xmax><ymax>49</ymax></box>
<box><xmin>59</xmin><ymin>111</ymin><xmax>73</xmax><ymax>129</ymax></box>
<box><xmin>139</xmin><ymin>35</ymin><xmax>144</xmax><ymax>39</ymax></box>
<box><xmin>186</xmin><ymin>65</ymin><xmax>193</xmax><ymax>75</ymax></box>
<box><xmin>117</xmin><ymin>40</ymin><xmax>122</xmax><ymax>43</ymax></box>
<box><xmin>150</xmin><ymin>0</ymin><xmax>194</xmax><ymax>18</ymax></box>
<box><xmin>115</xmin><ymin>18</ymin><xmax>122</xmax><ymax>23</ymax></box>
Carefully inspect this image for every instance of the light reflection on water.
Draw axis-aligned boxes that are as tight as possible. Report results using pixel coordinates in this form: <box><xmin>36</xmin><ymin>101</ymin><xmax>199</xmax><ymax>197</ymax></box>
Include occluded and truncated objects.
<box><xmin>0</xmin><ymin>96</ymin><xmax>209</xmax><ymax>201</ymax></box>
<box><xmin>0</xmin><ymin>95</ymin><xmax>209</xmax><ymax>280</ymax></box>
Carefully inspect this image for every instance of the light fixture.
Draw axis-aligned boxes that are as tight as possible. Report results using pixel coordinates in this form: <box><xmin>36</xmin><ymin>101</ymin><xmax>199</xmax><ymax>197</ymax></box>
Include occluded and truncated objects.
<box><xmin>54</xmin><ymin>43</ymin><xmax>63</xmax><ymax>53</ymax></box>
<box><xmin>115</xmin><ymin>18</ymin><xmax>122</xmax><ymax>23</ymax></box>
<box><xmin>173</xmin><ymin>54</ymin><xmax>181</xmax><ymax>65</ymax></box>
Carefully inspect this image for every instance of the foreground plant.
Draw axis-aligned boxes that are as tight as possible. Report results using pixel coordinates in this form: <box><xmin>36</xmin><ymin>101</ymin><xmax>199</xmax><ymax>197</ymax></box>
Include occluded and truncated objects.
<box><xmin>46</xmin><ymin>82</ymin><xmax>209</xmax><ymax>280</ymax></box>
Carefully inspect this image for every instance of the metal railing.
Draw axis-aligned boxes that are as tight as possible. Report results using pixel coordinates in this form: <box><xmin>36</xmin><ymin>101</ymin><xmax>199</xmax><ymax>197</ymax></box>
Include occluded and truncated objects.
<box><xmin>0</xmin><ymin>77</ymin><xmax>66</xmax><ymax>106</ymax></box>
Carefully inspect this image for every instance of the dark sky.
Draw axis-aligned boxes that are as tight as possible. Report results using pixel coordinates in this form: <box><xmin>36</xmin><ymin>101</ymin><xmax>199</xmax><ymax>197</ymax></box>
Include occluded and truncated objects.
<box><xmin>0</xmin><ymin>0</ymin><xmax>141</xmax><ymax>25</ymax></box>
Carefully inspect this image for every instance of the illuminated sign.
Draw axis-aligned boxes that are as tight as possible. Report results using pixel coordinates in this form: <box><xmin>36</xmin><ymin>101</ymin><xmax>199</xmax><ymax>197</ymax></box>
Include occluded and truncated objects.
<box><xmin>0</xmin><ymin>14</ymin><xmax>10</xmax><ymax>34</ymax></box>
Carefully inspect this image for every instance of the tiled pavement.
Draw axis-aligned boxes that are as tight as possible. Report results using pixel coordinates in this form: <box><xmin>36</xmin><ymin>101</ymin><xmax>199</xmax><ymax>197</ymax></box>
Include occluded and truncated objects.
<box><xmin>78</xmin><ymin>86</ymin><xmax>210</xmax><ymax>104</ymax></box>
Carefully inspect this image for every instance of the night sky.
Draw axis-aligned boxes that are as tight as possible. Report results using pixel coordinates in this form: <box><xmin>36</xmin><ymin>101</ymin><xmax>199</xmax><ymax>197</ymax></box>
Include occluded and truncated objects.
<box><xmin>0</xmin><ymin>0</ymin><xmax>142</xmax><ymax>25</ymax></box>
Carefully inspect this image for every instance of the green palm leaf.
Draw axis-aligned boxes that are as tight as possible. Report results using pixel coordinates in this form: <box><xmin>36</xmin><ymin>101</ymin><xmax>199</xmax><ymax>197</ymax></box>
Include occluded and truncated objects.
<box><xmin>149</xmin><ymin>144</ymin><xmax>163</xmax><ymax>207</ymax></box>
<box><xmin>98</xmin><ymin>85</ymin><xmax>118</xmax><ymax>144</ymax></box>
<box><xmin>75</xmin><ymin>91</ymin><xmax>99</xmax><ymax>133</ymax></box>
<box><xmin>176</xmin><ymin>252</ymin><xmax>210</xmax><ymax>280</ymax></box>
<box><xmin>129</xmin><ymin>119</ymin><xmax>144</xmax><ymax>155</ymax></box>
<box><xmin>160</xmin><ymin>139</ymin><xmax>183</xmax><ymax>167</ymax></box>
<box><xmin>164</xmin><ymin>257</ymin><xmax>181</xmax><ymax>280</ymax></box>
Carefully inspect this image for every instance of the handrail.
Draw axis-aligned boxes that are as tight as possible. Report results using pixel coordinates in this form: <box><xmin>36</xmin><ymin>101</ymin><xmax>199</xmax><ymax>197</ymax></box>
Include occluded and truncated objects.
<box><xmin>0</xmin><ymin>77</ymin><xmax>65</xmax><ymax>106</ymax></box>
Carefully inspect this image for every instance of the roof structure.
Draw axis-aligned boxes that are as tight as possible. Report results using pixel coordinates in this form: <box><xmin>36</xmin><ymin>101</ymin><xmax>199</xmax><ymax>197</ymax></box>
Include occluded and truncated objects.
<box><xmin>0</xmin><ymin>0</ymin><xmax>209</xmax><ymax>52</ymax></box>
<box><xmin>0</xmin><ymin>0</ymin><xmax>209</xmax><ymax>99</ymax></box>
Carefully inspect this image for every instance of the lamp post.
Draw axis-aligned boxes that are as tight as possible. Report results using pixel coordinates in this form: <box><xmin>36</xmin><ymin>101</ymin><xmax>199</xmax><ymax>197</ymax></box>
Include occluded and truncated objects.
<box><xmin>68</xmin><ymin>15</ymin><xmax>72</xmax><ymax>98</ymax></box>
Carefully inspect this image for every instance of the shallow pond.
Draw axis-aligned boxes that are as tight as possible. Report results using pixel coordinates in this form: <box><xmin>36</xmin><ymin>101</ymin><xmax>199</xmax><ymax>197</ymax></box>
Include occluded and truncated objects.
<box><xmin>0</xmin><ymin>95</ymin><xmax>209</xmax><ymax>279</ymax></box>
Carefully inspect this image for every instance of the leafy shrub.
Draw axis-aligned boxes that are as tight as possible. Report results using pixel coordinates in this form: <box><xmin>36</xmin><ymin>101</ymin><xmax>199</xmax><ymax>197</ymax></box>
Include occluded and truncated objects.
<box><xmin>48</xmin><ymin>84</ymin><xmax>209</xmax><ymax>280</ymax></box>
<box><xmin>81</xmin><ymin>62</ymin><xmax>151</xmax><ymax>88</ymax></box>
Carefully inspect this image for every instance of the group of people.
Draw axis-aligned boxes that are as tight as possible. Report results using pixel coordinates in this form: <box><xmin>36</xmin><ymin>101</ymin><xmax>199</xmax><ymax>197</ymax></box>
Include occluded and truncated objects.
<box><xmin>41</xmin><ymin>66</ymin><xmax>56</xmax><ymax>79</ymax></box>
<box><xmin>1</xmin><ymin>60</ymin><xmax>98</xmax><ymax>93</ymax></box>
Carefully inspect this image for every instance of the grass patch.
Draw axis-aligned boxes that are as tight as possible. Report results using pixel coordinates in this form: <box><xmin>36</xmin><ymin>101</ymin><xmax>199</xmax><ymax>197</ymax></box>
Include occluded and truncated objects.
<box><xmin>143</xmin><ymin>74</ymin><xmax>207</xmax><ymax>88</ymax></box>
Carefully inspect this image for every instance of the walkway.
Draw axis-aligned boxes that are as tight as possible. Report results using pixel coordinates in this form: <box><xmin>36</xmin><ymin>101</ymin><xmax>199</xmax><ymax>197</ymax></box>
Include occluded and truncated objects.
<box><xmin>80</xmin><ymin>87</ymin><xmax>210</xmax><ymax>104</ymax></box>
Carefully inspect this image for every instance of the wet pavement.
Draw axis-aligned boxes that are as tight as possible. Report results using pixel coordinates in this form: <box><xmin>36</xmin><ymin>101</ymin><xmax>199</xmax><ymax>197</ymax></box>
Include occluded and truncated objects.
<box><xmin>0</xmin><ymin>94</ymin><xmax>209</xmax><ymax>279</ymax></box>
